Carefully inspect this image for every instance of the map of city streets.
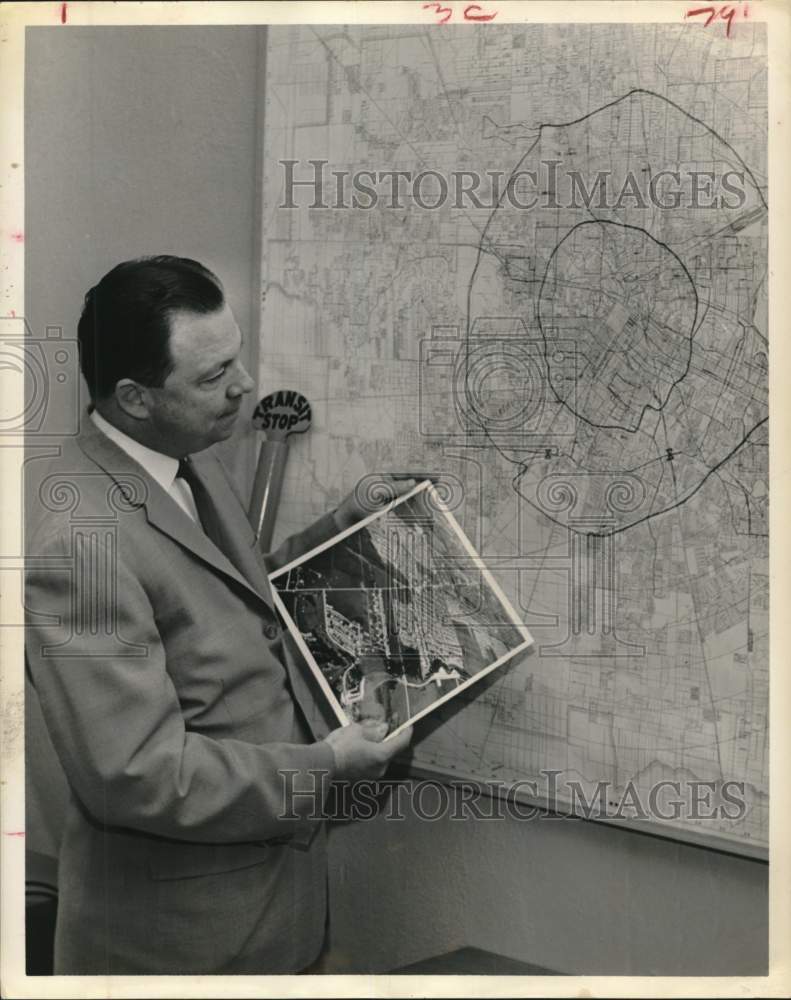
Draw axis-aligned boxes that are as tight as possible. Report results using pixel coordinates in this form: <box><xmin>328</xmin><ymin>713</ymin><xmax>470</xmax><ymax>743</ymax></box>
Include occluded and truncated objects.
<box><xmin>261</xmin><ymin>22</ymin><xmax>768</xmax><ymax>852</ymax></box>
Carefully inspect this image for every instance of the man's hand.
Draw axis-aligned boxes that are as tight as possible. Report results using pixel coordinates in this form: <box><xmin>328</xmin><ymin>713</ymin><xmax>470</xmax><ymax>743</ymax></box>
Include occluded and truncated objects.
<box><xmin>332</xmin><ymin>474</ymin><xmax>428</xmax><ymax>532</ymax></box>
<box><xmin>323</xmin><ymin>721</ymin><xmax>413</xmax><ymax>781</ymax></box>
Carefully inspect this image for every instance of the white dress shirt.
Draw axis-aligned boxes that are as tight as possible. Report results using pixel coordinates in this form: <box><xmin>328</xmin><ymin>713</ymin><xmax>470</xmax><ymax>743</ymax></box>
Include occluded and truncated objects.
<box><xmin>90</xmin><ymin>410</ymin><xmax>201</xmax><ymax>524</ymax></box>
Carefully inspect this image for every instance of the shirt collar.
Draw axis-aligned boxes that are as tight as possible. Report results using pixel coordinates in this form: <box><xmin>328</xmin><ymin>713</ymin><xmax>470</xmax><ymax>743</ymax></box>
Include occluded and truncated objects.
<box><xmin>90</xmin><ymin>409</ymin><xmax>180</xmax><ymax>495</ymax></box>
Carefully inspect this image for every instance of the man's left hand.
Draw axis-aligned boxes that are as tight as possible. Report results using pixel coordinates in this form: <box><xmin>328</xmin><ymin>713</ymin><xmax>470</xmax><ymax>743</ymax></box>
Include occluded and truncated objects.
<box><xmin>332</xmin><ymin>474</ymin><xmax>426</xmax><ymax>532</ymax></box>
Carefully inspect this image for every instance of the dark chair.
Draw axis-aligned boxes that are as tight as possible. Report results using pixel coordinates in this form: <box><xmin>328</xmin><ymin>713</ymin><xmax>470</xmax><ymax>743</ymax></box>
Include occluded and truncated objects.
<box><xmin>26</xmin><ymin>851</ymin><xmax>58</xmax><ymax>975</ymax></box>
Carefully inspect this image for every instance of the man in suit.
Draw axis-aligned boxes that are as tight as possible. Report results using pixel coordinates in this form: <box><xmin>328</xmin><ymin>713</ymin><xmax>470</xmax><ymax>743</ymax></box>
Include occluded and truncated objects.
<box><xmin>24</xmin><ymin>255</ymin><xmax>413</xmax><ymax>974</ymax></box>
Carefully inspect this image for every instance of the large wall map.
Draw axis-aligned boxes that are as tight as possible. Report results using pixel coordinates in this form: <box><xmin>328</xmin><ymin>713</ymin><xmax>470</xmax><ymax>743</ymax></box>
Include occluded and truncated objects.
<box><xmin>259</xmin><ymin>23</ymin><xmax>768</xmax><ymax>853</ymax></box>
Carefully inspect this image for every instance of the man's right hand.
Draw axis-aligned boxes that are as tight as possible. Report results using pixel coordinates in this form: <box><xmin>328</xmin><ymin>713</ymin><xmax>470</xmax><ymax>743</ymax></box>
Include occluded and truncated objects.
<box><xmin>323</xmin><ymin>721</ymin><xmax>413</xmax><ymax>781</ymax></box>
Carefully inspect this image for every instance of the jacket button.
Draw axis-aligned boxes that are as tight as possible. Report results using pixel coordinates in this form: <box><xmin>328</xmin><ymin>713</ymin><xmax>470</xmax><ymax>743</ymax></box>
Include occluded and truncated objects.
<box><xmin>263</xmin><ymin>623</ymin><xmax>279</xmax><ymax>640</ymax></box>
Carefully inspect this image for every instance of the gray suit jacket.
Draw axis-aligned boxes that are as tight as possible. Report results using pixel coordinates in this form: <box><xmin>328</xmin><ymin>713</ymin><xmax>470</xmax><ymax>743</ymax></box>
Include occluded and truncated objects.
<box><xmin>25</xmin><ymin>418</ymin><xmax>339</xmax><ymax>974</ymax></box>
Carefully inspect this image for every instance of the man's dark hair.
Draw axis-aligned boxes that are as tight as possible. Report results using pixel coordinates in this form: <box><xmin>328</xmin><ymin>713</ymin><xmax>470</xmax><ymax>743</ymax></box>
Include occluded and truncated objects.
<box><xmin>77</xmin><ymin>255</ymin><xmax>225</xmax><ymax>400</ymax></box>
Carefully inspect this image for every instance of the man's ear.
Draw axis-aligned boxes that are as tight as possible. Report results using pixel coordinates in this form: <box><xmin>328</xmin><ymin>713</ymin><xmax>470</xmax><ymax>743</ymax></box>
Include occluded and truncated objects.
<box><xmin>114</xmin><ymin>379</ymin><xmax>150</xmax><ymax>420</ymax></box>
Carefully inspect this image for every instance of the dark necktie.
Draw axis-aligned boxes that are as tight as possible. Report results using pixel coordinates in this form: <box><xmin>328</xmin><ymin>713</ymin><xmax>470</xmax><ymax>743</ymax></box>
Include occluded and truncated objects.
<box><xmin>177</xmin><ymin>457</ymin><xmax>223</xmax><ymax>548</ymax></box>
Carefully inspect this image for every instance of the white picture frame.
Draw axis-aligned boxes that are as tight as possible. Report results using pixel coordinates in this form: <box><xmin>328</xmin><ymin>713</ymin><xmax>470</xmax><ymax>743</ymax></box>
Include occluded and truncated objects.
<box><xmin>269</xmin><ymin>479</ymin><xmax>533</xmax><ymax>741</ymax></box>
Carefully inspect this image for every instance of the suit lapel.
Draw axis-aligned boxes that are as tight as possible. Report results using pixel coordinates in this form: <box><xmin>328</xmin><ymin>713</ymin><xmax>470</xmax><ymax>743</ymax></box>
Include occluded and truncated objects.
<box><xmin>187</xmin><ymin>453</ymin><xmax>323</xmax><ymax>735</ymax></box>
<box><xmin>189</xmin><ymin>451</ymin><xmax>274</xmax><ymax>599</ymax></box>
<box><xmin>77</xmin><ymin>420</ymin><xmax>273</xmax><ymax>612</ymax></box>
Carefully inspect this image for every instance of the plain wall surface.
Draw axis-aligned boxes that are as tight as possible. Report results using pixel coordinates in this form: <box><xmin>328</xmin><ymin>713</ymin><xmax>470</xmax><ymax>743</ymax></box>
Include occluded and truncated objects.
<box><xmin>25</xmin><ymin>25</ymin><xmax>262</xmax><ymax>489</ymax></box>
<box><xmin>324</xmin><ymin>785</ymin><xmax>767</xmax><ymax>975</ymax></box>
<box><xmin>24</xmin><ymin>25</ymin><xmax>769</xmax><ymax>977</ymax></box>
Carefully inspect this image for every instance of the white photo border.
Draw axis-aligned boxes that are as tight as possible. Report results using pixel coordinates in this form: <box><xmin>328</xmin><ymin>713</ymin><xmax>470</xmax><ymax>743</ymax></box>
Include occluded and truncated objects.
<box><xmin>269</xmin><ymin>478</ymin><xmax>534</xmax><ymax>741</ymax></box>
<box><xmin>2</xmin><ymin>2</ymin><xmax>789</xmax><ymax>998</ymax></box>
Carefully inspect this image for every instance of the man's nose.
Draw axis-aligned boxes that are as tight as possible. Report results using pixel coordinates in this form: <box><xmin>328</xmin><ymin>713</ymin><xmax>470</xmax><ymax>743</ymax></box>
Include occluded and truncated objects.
<box><xmin>229</xmin><ymin>364</ymin><xmax>255</xmax><ymax>397</ymax></box>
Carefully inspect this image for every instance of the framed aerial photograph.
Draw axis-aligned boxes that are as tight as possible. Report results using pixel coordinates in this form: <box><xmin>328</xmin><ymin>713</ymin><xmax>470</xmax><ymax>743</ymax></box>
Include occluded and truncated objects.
<box><xmin>269</xmin><ymin>480</ymin><xmax>533</xmax><ymax>739</ymax></box>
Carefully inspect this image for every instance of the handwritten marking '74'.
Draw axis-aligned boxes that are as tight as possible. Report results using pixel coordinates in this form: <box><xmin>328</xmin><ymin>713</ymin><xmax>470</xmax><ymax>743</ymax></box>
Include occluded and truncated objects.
<box><xmin>685</xmin><ymin>2</ymin><xmax>749</xmax><ymax>37</ymax></box>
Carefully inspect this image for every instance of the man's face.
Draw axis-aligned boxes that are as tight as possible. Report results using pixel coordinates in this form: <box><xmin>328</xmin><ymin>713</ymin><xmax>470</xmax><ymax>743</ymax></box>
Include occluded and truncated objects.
<box><xmin>143</xmin><ymin>303</ymin><xmax>255</xmax><ymax>457</ymax></box>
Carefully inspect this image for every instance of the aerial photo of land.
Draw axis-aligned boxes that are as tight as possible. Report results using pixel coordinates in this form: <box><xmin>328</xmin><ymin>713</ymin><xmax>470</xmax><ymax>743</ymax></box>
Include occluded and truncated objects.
<box><xmin>270</xmin><ymin>484</ymin><xmax>532</xmax><ymax>736</ymax></box>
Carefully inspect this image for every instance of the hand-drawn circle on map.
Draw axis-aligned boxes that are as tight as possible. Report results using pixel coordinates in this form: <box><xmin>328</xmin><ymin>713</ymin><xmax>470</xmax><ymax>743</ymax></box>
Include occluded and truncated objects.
<box><xmin>537</xmin><ymin>220</ymin><xmax>698</xmax><ymax>432</ymax></box>
<box><xmin>455</xmin><ymin>341</ymin><xmax>545</xmax><ymax>432</ymax></box>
